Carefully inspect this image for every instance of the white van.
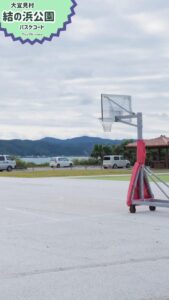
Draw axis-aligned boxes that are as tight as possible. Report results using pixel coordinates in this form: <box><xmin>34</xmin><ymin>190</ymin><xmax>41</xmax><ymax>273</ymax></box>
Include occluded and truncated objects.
<box><xmin>0</xmin><ymin>155</ymin><xmax>16</xmax><ymax>171</ymax></box>
<box><xmin>103</xmin><ymin>155</ymin><xmax>130</xmax><ymax>169</ymax></box>
<box><xmin>49</xmin><ymin>157</ymin><xmax>73</xmax><ymax>168</ymax></box>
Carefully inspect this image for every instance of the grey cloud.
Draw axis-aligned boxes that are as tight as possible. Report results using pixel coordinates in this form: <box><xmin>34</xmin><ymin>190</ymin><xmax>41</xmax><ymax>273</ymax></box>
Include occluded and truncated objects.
<box><xmin>0</xmin><ymin>0</ymin><xmax>169</xmax><ymax>139</ymax></box>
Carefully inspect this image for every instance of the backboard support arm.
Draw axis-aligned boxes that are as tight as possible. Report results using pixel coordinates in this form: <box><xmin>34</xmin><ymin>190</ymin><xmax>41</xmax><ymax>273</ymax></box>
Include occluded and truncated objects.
<box><xmin>115</xmin><ymin>113</ymin><xmax>143</xmax><ymax>136</ymax></box>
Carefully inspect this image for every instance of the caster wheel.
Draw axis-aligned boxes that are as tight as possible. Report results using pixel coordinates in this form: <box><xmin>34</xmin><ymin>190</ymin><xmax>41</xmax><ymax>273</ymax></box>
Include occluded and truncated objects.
<box><xmin>149</xmin><ymin>206</ymin><xmax>156</xmax><ymax>212</ymax></box>
<box><xmin>129</xmin><ymin>205</ymin><xmax>136</xmax><ymax>214</ymax></box>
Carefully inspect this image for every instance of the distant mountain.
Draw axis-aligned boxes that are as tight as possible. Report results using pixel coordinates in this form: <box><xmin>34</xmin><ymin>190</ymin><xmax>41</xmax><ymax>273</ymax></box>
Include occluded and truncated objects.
<box><xmin>0</xmin><ymin>136</ymin><xmax>124</xmax><ymax>156</ymax></box>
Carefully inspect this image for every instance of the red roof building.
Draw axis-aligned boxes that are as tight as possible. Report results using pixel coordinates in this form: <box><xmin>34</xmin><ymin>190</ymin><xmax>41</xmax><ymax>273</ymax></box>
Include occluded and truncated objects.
<box><xmin>127</xmin><ymin>135</ymin><xmax>169</xmax><ymax>169</ymax></box>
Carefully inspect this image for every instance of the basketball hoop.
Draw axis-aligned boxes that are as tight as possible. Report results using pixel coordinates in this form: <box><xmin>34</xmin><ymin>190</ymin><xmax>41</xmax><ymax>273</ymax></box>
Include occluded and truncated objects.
<box><xmin>102</xmin><ymin>120</ymin><xmax>112</xmax><ymax>132</ymax></box>
<box><xmin>100</xmin><ymin>118</ymin><xmax>113</xmax><ymax>132</ymax></box>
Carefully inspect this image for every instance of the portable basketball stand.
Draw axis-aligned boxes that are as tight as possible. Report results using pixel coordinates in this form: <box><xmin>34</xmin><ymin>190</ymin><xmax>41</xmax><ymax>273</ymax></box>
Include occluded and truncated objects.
<box><xmin>100</xmin><ymin>94</ymin><xmax>169</xmax><ymax>213</ymax></box>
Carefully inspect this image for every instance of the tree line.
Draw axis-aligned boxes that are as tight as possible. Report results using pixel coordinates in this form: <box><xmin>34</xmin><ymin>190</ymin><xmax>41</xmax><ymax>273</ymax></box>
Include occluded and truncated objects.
<box><xmin>91</xmin><ymin>140</ymin><xmax>136</xmax><ymax>164</ymax></box>
<box><xmin>91</xmin><ymin>140</ymin><xmax>167</xmax><ymax>167</ymax></box>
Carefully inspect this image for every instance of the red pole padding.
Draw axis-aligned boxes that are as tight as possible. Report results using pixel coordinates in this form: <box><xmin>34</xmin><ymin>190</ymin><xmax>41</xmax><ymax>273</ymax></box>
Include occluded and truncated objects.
<box><xmin>137</xmin><ymin>140</ymin><xmax>146</xmax><ymax>164</ymax></box>
<box><xmin>127</xmin><ymin>140</ymin><xmax>154</xmax><ymax>207</ymax></box>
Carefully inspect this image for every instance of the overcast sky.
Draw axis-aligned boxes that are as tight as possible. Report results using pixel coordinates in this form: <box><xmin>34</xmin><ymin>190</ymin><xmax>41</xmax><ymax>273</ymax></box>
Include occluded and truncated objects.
<box><xmin>0</xmin><ymin>0</ymin><xmax>169</xmax><ymax>140</ymax></box>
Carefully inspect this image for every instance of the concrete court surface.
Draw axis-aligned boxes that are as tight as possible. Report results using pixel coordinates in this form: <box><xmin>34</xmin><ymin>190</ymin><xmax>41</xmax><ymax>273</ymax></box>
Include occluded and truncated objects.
<box><xmin>0</xmin><ymin>177</ymin><xmax>169</xmax><ymax>300</ymax></box>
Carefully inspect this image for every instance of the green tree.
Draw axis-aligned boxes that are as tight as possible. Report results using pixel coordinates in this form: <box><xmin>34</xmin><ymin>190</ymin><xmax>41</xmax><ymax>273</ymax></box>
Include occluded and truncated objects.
<box><xmin>112</xmin><ymin>140</ymin><xmax>134</xmax><ymax>156</ymax></box>
<box><xmin>91</xmin><ymin>144</ymin><xmax>112</xmax><ymax>161</ymax></box>
<box><xmin>91</xmin><ymin>140</ymin><xmax>136</xmax><ymax>164</ymax></box>
<box><xmin>110</xmin><ymin>140</ymin><xmax>136</xmax><ymax>165</ymax></box>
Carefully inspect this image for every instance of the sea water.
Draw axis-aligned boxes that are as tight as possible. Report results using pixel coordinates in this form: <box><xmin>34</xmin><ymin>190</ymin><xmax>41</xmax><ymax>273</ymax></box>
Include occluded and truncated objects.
<box><xmin>20</xmin><ymin>156</ymin><xmax>90</xmax><ymax>165</ymax></box>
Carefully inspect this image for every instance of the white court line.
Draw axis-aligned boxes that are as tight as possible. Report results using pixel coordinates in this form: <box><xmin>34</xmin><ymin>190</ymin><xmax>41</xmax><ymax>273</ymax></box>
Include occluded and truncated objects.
<box><xmin>5</xmin><ymin>206</ymin><xmax>169</xmax><ymax>229</ymax></box>
<box><xmin>5</xmin><ymin>207</ymin><xmax>81</xmax><ymax>222</ymax></box>
<box><xmin>2</xmin><ymin>208</ymin><xmax>82</xmax><ymax>230</ymax></box>
<box><xmin>0</xmin><ymin>220</ymin><xmax>57</xmax><ymax>229</ymax></box>
<box><xmin>2</xmin><ymin>209</ymin><xmax>169</xmax><ymax>231</ymax></box>
<box><xmin>3</xmin><ymin>206</ymin><xmax>130</xmax><ymax>230</ymax></box>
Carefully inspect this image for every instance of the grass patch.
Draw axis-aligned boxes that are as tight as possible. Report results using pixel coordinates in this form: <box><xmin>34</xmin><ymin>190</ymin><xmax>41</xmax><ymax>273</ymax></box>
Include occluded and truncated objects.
<box><xmin>85</xmin><ymin>175</ymin><xmax>131</xmax><ymax>181</ymax></box>
<box><xmin>82</xmin><ymin>174</ymin><xmax>169</xmax><ymax>182</ymax></box>
<box><xmin>152</xmin><ymin>174</ymin><xmax>169</xmax><ymax>182</ymax></box>
<box><xmin>0</xmin><ymin>169</ymin><xmax>132</xmax><ymax>178</ymax></box>
<box><xmin>0</xmin><ymin>169</ymin><xmax>168</xmax><ymax>182</ymax></box>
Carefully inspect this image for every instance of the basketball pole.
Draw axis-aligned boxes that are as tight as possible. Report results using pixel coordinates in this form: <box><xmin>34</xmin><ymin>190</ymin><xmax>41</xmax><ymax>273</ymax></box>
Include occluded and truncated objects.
<box><xmin>137</xmin><ymin>113</ymin><xmax>143</xmax><ymax>140</ymax></box>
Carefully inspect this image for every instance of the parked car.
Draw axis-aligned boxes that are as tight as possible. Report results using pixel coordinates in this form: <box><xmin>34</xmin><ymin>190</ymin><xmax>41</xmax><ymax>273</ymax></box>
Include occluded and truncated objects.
<box><xmin>103</xmin><ymin>155</ymin><xmax>131</xmax><ymax>169</ymax></box>
<box><xmin>49</xmin><ymin>157</ymin><xmax>73</xmax><ymax>168</ymax></box>
<box><xmin>0</xmin><ymin>155</ymin><xmax>16</xmax><ymax>171</ymax></box>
